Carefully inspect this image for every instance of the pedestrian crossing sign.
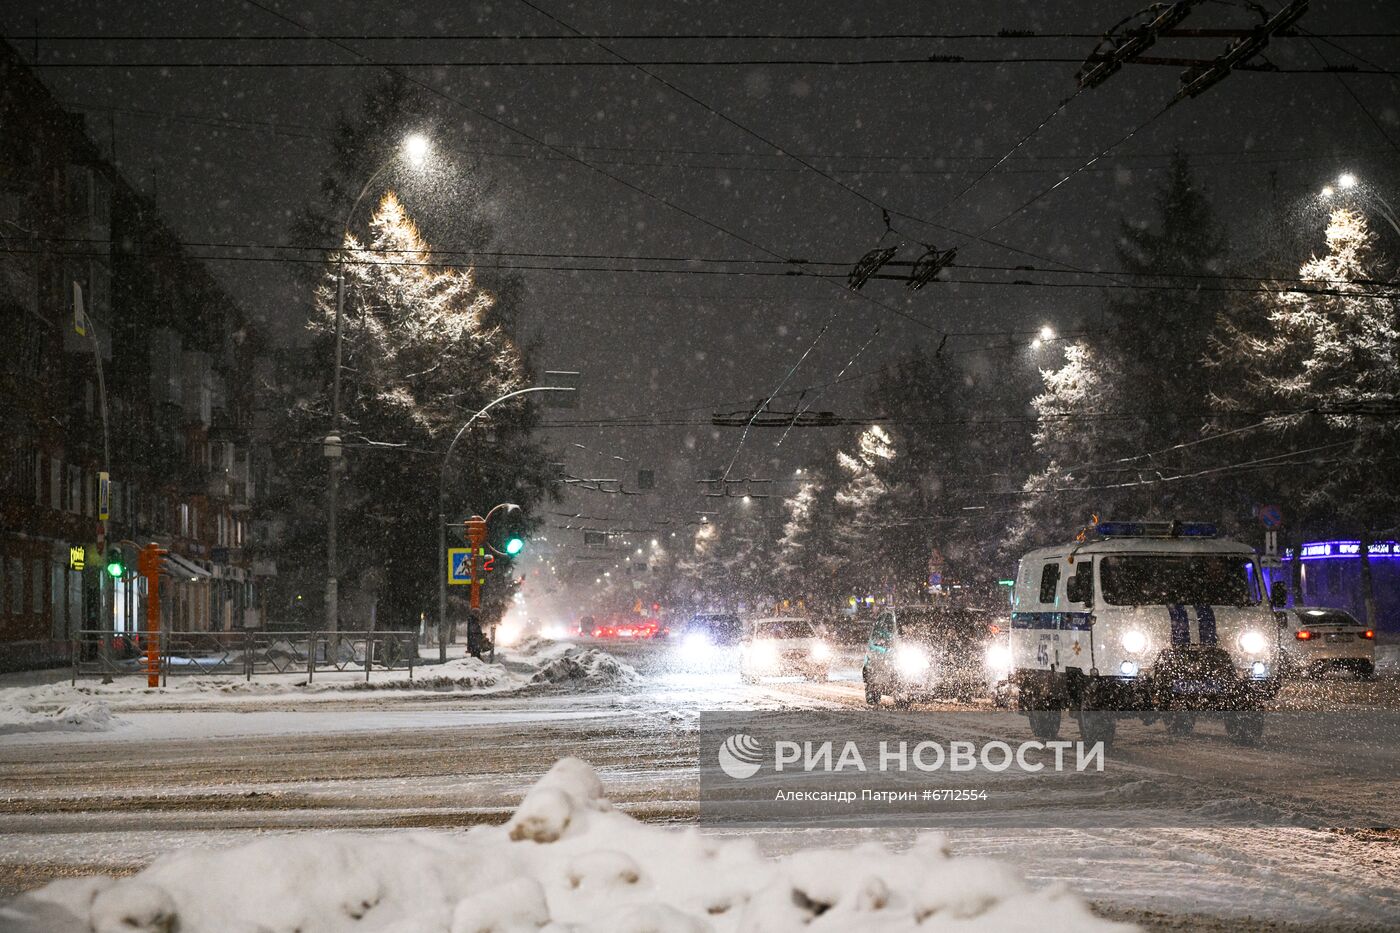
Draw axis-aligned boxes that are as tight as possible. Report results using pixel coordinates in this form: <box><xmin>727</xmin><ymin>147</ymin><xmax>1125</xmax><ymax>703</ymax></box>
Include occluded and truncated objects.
<box><xmin>448</xmin><ymin>548</ymin><xmax>476</xmax><ymax>585</ymax></box>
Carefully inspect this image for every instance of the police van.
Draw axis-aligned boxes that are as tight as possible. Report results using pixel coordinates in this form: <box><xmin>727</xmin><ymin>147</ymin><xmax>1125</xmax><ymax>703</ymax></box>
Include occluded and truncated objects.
<box><xmin>1008</xmin><ymin>521</ymin><xmax>1283</xmax><ymax>746</ymax></box>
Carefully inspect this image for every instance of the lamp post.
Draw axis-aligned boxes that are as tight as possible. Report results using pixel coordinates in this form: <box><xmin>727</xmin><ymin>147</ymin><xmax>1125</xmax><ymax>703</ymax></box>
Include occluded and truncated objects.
<box><xmin>325</xmin><ymin>133</ymin><xmax>431</xmax><ymax>637</ymax></box>
<box><xmin>436</xmin><ymin>385</ymin><xmax>574</xmax><ymax>662</ymax></box>
<box><xmin>1320</xmin><ymin>172</ymin><xmax>1400</xmax><ymax>236</ymax></box>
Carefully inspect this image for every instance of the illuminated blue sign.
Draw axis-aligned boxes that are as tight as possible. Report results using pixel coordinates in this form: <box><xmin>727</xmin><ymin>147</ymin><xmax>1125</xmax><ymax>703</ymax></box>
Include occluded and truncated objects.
<box><xmin>1282</xmin><ymin>540</ymin><xmax>1400</xmax><ymax>561</ymax></box>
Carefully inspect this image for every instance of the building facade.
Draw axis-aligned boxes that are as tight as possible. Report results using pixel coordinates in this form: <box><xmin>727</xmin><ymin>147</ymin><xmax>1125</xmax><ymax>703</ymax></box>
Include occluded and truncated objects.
<box><xmin>0</xmin><ymin>41</ymin><xmax>263</xmax><ymax>670</ymax></box>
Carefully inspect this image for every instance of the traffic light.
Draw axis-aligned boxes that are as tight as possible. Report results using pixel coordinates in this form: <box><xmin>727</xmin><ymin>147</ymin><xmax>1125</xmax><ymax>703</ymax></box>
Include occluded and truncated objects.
<box><xmin>505</xmin><ymin>535</ymin><xmax>525</xmax><ymax>556</ymax></box>
<box><xmin>104</xmin><ymin>547</ymin><xmax>125</xmax><ymax>579</ymax></box>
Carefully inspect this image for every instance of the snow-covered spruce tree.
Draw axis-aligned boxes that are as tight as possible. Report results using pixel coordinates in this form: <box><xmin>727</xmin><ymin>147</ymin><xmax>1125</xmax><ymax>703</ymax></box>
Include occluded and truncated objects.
<box><xmin>1012</xmin><ymin>154</ymin><xmax>1233</xmax><ymax>550</ymax></box>
<box><xmin>672</xmin><ymin>495</ymin><xmax>782</xmax><ymax>613</ymax></box>
<box><xmin>774</xmin><ymin>469</ymin><xmax>846</xmax><ymax>611</ymax></box>
<box><xmin>862</xmin><ymin>345</ymin><xmax>1022</xmax><ymax>590</ymax></box>
<box><xmin>1217</xmin><ymin>208</ymin><xmax>1399</xmax><ymax>538</ymax></box>
<box><xmin>831</xmin><ymin>426</ymin><xmax>898</xmax><ymax>599</ymax></box>
<box><xmin>267</xmin><ymin>194</ymin><xmax>556</xmax><ymax>630</ymax></box>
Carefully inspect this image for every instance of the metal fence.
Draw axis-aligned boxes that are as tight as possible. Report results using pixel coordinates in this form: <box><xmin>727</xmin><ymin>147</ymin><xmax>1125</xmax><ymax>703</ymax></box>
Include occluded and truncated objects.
<box><xmin>71</xmin><ymin>629</ymin><xmax>418</xmax><ymax>684</ymax></box>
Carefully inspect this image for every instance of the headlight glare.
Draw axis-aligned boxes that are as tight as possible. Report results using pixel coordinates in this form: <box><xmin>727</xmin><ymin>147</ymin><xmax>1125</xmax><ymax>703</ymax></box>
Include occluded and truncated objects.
<box><xmin>896</xmin><ymin>645</ymin><xmax>930</xmax><ymax>678</ymax></box>
<box><xmin>1237</xmin><ymin>630</ymin><xmax>1268</xmax><ymax>655</ymax></box>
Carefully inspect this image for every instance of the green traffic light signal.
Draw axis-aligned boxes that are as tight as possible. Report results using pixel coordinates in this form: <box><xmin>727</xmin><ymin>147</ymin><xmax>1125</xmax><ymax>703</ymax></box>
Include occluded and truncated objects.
<box><xmin>104</xmin><ymin>548</ymin><xmax>125</xmax><ymax>579</ymax></box>
<box><xmin>505</xmin><ymin>536</ymin><xmax>525</xmax><ymax>556</ymax></box>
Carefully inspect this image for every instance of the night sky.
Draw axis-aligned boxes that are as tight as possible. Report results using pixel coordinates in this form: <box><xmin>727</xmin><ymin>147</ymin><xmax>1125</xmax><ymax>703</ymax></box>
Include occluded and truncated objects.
<box><xmin>6</xmin><ymin>0</ymin><xmax>1398</xmax><ymax>566</ymax></box>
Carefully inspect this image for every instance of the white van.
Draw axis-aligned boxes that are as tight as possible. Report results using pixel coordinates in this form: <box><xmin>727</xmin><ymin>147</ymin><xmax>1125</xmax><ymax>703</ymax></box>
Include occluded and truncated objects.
<box><xmin>1008</xmin><ymin>521</ymin><xmax>1283</xmax><ymax>746</ymax></box>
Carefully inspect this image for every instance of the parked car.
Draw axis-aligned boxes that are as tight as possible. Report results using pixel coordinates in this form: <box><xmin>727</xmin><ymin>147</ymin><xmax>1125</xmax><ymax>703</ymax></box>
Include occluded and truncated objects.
<box><xmin>862</xmin><ymin>604</ymin><xmax>1001</xmax><ymax>707</ymax></box>
<box><xmin>1278</xmin><ymin>606</ymin><xmax>1376</xmax><ymax>678</ymax></box>
<box><xmin>740</xmin><ymin>617</ymin><xmax>832</xmax><ymax>683</ymax></box>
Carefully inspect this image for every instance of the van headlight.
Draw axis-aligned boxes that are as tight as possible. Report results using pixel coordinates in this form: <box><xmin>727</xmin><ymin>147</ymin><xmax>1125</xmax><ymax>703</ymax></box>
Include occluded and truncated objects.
<box><xmin>985</xmin><ymin>643</ymin><xmax>1012</xmax><ymax>673</ymax></box>
<box><xmin>896</xmin><ymin>646</ymin><xmax>930</xmax><ymax>678</ymax></box>
<box><xmin>1121</xmin><ymin>630</ymin><xmax>1148</xmax><ymax>654</ymax></box>
<box><xmin>1237</xmin><ymin>630</ymin><xmax>1268</xmax><ymax>655</ymax></box>
<box><xmin>809</xmin><ymin>641</ymin><xmax>831</xmax><ymax>662</ymax></box>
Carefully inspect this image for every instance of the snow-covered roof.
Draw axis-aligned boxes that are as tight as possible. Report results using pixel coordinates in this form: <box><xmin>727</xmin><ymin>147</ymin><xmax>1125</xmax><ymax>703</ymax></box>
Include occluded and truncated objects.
<box><xmin>1022</xmin><ymin>536</ymin><xmax>1257</xmax><ymax>561</ymax></box>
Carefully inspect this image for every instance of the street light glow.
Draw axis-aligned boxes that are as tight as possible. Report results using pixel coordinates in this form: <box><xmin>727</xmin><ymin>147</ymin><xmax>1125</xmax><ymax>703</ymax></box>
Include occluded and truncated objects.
<box><xmin>1039</xmin><ymin>325</ymin><xmax>1056</xmax><ymax>341</ymax></box>
<box><xmin>1320</xmin><ymin>185</ymin><xmax>1335</xmax><ymax>199</ymax></box>
<box><xmin>402</xmin><ymin>133</ymin><xmax>431</xmax><ymax>166</ymax></box>
<box><xmin>1030</xmin><ymin>338</ymin><xmax>1043</xmax><ymax>350</ymax></box>
<box><xmin>1338</xmin><ymin>172</ymin><xmax>1357</xmax><ymax>190</ymax></box>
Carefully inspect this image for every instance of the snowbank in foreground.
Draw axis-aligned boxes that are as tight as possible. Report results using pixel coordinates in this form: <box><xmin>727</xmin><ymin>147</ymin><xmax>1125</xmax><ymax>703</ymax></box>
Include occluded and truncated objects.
<box><xmin>1</xmin><ymin>758</ymin><xmax>1132</xmax><ymax>933</ymax></box>
<box><xmin>0</xmin><ymin>699</ymin><xmax>122</xmax><ymax>737</ymax></box>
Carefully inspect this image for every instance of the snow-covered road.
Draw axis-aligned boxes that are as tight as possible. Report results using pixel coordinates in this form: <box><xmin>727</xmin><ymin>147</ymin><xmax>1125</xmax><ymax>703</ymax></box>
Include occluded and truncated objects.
<box><xmin>2</xmin><ymin>641</ymin><xmax>1398</xmax><ymax>930</ymax></box>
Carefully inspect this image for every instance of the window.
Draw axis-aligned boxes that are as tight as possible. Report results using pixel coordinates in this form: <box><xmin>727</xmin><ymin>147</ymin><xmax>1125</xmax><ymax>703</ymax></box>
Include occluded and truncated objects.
<box><xmin>7</xmin><ymin>557</ymin><xmax>21</xmax><ymax>614</ymax></box>
<box><xmin>31</xmin><ymin>560</ymin><xmax>43</xmax><ymax>617</ymax></box>
<box><xmin>66</xmin><ymin>464</ymin><xmax>82</xmax><ymax>514</ymax></box>
<box><xmin>870</xmin><ymin>612</ymin><xmax>894</xmax><ymax>648</ymax></box>
<box><xmin>1039</xmin><ymin>563</ymin><xmax>1061</xmax><ymax>605</ymax></box>
<box><xmin>51</xmin><ymin>562</ymin><xmax>67</xmax><ymax>638</ymax></box>
<box><xmin>1100</xmin><ymin>555</ymin><xmax>1262</xmax><ymax>607</ymax></box>
<box><xmin>50</xmin><ymin>458</ymin><xmax>62</xmax><ymax>511</ymax></box>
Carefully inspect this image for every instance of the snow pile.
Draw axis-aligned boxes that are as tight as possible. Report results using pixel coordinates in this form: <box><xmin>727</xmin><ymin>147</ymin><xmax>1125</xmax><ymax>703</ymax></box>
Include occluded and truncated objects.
<box><xmin>529</xmin><ymin>647</ymin><xmax>640</xmax><ymax>688</ymax></box>
<box><xmin>0</xmin><ymin>699</ymin><xmax>122</xmax><ymax>737</ymax></box>
<box><xmin>1</xmin><ymin>758</ymin><xmax>1132</xmax><ymax>932</ymax></box>
<box><xmin>1</xmin><ymin>643</ymin><xmax>637</xmax><ymax>709</ymax></box>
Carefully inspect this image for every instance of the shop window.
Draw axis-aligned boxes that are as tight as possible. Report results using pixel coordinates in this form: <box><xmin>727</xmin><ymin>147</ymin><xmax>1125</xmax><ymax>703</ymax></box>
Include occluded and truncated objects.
<box><xmin>7</xmin><ymin>557</ymin><xmax>21</xmax><ymax>614</ymax></box>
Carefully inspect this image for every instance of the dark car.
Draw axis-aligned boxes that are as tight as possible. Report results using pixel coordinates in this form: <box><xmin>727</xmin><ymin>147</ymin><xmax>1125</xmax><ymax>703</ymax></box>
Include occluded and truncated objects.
<box><xmin>862</xmin><ymin>604</ymin><xmax>1001</xmax><ymax>707</ymax></box>
<box><xmin>674</xmin><ymin>611</ymin><xmax>744</xmax><ymax>666</ymax></box>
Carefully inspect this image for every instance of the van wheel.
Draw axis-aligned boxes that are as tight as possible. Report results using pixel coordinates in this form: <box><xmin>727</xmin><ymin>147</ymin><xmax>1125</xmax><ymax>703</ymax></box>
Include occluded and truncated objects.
<box><xmin>1078</xmin><ymin>710</ymin><xmax>1117</xmax><ymax>749</ymax></box>
<box><xmin>1027</xmin><ymin>709</ymin><xmax>1061</xmax><ymax>741</ymax></box>
<box><xmin>892</xmin><ymin>689</ymin><xmax>914</xmax><ymax>710</ymax></box>
<box><xmin>1225</xmin><ymin>712</ymin><xmax>1264</xmax><ymax>746</ymax></box>
<box><xmin>1164</xmin><ymin>712</ymin><xmax>1195</xmax><ymax>736</ymax></box>
<box><xmin>863</xmin><ymin>673</ymin><xmax>881</xmax><ymax>706</ymax></box>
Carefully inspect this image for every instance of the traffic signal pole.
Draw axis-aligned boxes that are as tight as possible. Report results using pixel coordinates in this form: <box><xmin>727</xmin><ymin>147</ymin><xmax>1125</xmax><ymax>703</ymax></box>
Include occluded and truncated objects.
<box><xmin>435</xmin><ymin>385</ymin><xmax>574</xmax><ymax>663</ymax></box>
<box><xmin>136</xmin><ymin>543</ymin><xmax>166</xmax><ymax>689</ymax></box>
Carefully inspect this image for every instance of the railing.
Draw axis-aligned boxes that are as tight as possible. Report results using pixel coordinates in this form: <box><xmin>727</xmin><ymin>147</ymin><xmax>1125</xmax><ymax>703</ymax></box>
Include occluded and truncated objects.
<box><xmin>71</xmin><ymin>629</ymin><xmax>418</xmax><ymax>685</ymax></box>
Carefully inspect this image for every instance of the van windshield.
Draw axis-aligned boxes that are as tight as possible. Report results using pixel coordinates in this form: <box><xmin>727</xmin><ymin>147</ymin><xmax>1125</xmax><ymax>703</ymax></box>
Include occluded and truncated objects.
<box><xmin>1100</xmin><ymin>555</ymin><xmax>1261</xmax><ymax>607</ymax></box>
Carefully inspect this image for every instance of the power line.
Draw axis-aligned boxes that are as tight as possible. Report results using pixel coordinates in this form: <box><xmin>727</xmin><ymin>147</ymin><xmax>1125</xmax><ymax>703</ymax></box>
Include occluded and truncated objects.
<box><xmin>25</xmin><ymin>56</ymin><xmax>1398</xmax><ymax>72</ymax></box>
<box><xmin>9</xmin><ymin>241</ymin><xmax>1396</xmax><ymax>300</ymax></box>
<box><xmin>24</xmin><ymin>31</ymin><xmax>1400</xmax><ymax>42</ymax></box>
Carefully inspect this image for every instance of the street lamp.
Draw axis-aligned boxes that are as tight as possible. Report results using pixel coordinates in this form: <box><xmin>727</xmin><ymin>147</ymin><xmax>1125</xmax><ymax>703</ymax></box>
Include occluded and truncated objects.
<box><xmin>325</xmin><ymin>133</ymin><xmax>432</xmax><ymax>637</ymax></box>
<box><xmin>1318</xmin><ymin>172</ymin><xmax>1400</xmax><ymax>237</ymax></box>
<box><xmin>436</xmin><ymin>384</ymin><xmax>575</xmax><ymax>662</ymax></box>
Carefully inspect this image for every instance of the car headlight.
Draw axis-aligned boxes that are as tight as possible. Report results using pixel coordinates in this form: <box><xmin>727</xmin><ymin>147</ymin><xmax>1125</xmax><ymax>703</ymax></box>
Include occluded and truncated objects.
<box><xmin>749</xmin><ymin>639</ymin><xmax>778</xmax><ymax>665</ymax></box>
<box><xmin>681</xmin><ymin>631</ymin><xmax>713</xmax><ymax>658</ymax></box>
<box><xmin>1121</xmin><ymin>630</ymin><xmax>1148</xmax><ymax>654</ymax></box>
<box><xmin>984</xmin><ymin>643</ymin><xmax>1012</xmax><ymax>673</ymax></box>
<box><xmin>1237</xmin><ymin>630</ymin><xmax>1268</xmax><ymax>655</ymax></box>
<box><xmin>810</xmin><ymin>641</ymin><xmax>832</xmax><ymax>662</ymax></box>
<box><xmin>896</xmin><ymin>645</ymin><xmax>930</xmax><ymax>678</ymax></box>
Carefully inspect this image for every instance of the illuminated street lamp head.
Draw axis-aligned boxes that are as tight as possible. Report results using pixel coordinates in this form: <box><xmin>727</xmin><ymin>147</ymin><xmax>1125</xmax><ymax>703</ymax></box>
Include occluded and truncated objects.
<box><xmin>1320</xmin><ymin>185</ymin><xmax>1335</xmax><ymax>199</ymax></box>
<box><xmin>402</xmin><ymin>133</ymin><xmax>431</xmax><ymax>167</ymax></box>
<box><xmin>1039</xmin><ymin>324</ymin><xmax>1056</xmax><ymax>341</ymax></box>
<box><xmin>1030</xmin><ymin>338</ymin><xmax>1043</xmax><ymax>350</ymax></box>
<box><xmin>1338</xmin><ymin>172</ymin><xmax>1358</xmax><ymax>190</ymax></box>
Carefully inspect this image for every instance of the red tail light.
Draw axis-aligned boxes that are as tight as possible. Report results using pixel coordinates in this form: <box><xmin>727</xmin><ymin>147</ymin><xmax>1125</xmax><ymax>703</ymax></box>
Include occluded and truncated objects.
<box><xmin>1361</xmin><ymin>629</ymin><xmax>1375</xmax><ymax>640</ymax></box>
<box><xmin>987</xmin><ymin>623</ymin><xmax>1002</xmax><ymax>636</ymax></box>
<box><xmin>1295</xmin><ymin>630</ymin><xmax>1313</xmax><ymax>640</ymax></box>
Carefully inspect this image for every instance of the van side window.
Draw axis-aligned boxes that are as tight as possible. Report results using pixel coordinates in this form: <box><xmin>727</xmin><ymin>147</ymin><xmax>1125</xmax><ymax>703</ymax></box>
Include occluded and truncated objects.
<box><xmin>1039</xmin><ymin>563</ymin><xmax>1060</xmax><ymax>604</ymax></box>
